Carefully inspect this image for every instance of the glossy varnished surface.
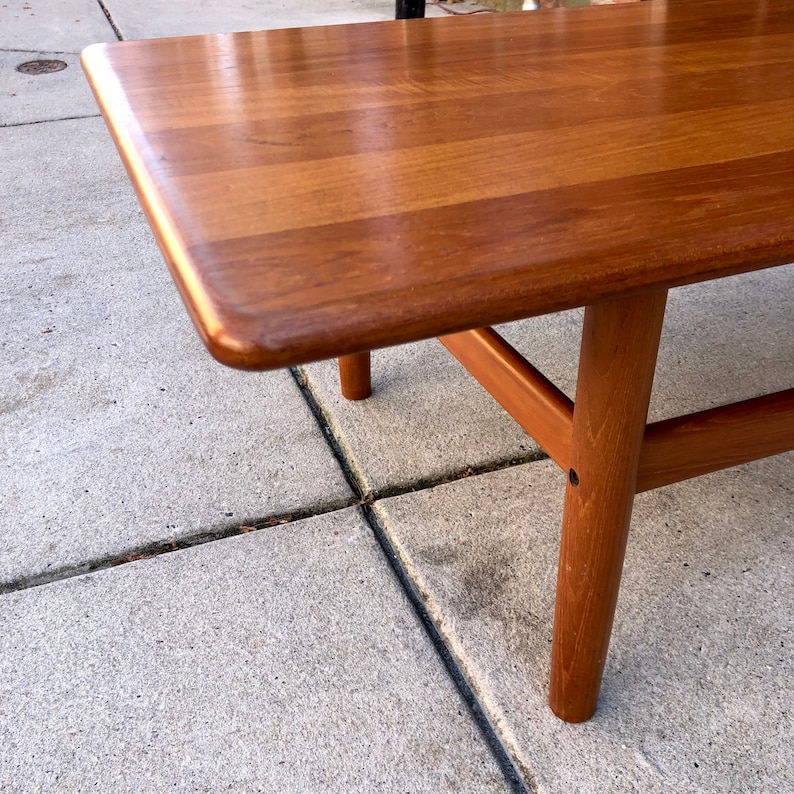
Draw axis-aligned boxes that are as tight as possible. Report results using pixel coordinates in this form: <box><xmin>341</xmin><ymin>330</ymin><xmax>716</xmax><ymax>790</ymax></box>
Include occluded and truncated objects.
<box><xmin>82</xmin><ymin>0</ymin><xmax>794</xmax><ymax>369</ymax></box>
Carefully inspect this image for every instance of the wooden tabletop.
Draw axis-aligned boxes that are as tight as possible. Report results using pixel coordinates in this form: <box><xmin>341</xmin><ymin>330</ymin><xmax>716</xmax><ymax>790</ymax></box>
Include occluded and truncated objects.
<box><xmin>82</xmin><ymin>0</ymin><xmax>794</xmax><ymax>369</ymax></box>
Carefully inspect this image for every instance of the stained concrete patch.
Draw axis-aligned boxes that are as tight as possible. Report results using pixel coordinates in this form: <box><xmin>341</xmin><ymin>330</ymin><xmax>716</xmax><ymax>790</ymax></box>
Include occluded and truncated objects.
<box><xmin>374</xmin><ymin>456</ymin><xmax>793</xmax><ymax>793</ymax></box>
<box><xmin>303</xmin><ymin>264</ymin><xmax>793</xmax><ymax>495</ymax></box>
<box><xmin>0</xmin><ymin>509</ymin><xmax>510</xmax><ymax>792</ymax></box>
<box><xmin>0</xmin><ymin>50</ymin><xmax>98</xmax><ymax>126</ymax></box>
<box><xmin>0</xmin><ymin>0</ymin><xmax>116</xmax><ymax>52</ymax></box>
<box><xmin>101</xmin><ymin>0</ymin><xmax>488</xmax><ymax>39</ymax></box>
<box><xmin>1</xmin><ymin>117</ymin><xmax>353</xmax><ymax>586</ymax></box>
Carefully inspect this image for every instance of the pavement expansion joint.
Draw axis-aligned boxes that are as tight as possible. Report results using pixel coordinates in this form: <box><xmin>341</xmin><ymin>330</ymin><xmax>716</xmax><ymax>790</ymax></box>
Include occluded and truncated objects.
<box><xmin>290</xmin><ymin>365</ymin><xmax>371</xmax><ymax>501</ymax></box>
<box><xmin>370</xmin><ymin>450</ymin><xmax>550</xmax><ymax>502</ymax></box>
<box><xmin>1</xmin><ymin>47</ymin><xmax>79</xmax><ymax>55</ymax></box>
<box><xmin>0</xmin><ymin>496</ymin><xmax>358</xmax><ymax>597</ymax></box>
<box><xmin>1</xmin><ymin>113</ymin><xmax>102</xmax><ymax>129</ymax></box>
<box><xmin>362</xmin><ymin>501</ymin><xmax>534</xmax><ymax>794</ymax></box>
<box><xmin>96</xmin><ymin>0</ymin><xmax>125</xmax><ymax>41</ymax></box>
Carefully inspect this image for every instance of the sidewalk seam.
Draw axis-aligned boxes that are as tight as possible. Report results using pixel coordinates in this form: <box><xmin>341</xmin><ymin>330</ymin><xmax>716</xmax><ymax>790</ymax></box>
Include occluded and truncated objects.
<box><xmin>0</xmin><ymin>496</ymin><xmax>358</xmax><ymax>596</ymax></box>
<box><xmin>290</xmin><ymin>365</ymin><xmax>533</xmax><ymax>794</ymax></box>
<box><xmin>290</xmin><ymin>364</ymin><xmax>550</xmax><ymax>503</ymax></box>
<box><xmin>1</xmin><ymin>114</ymin><xmax>102</xmax><ymax>129</ymax></box>
<box><xmin>364</xmin><ymin>502</ymin><xmax>535</xmax><ymax>794</ymax></box>
<box><xmin>96</xmin><ymin>0</ymin><xmax>125</xmax><ymax>41</ymax></box>
<box><xmin>370</xmin><ymin>450</ymin><xmax>549</xmax><ymax>502</ymax></box>
<box><xmin>289</xmin><ymin>366</ymin><xmax>368</xmax><ymax>502</ymax></box>
<box><xmin>0</xmin><ymin>47</ymin><xmax>84</xmax><ymax>54</ymax></box>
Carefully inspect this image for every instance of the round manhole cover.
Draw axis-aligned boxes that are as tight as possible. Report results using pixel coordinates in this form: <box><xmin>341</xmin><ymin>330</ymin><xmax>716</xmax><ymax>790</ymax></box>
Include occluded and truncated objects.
<box><xmin>16</xmin><ymin>59</ymin><xmax>68</xmax><ymax>75</ymax></box>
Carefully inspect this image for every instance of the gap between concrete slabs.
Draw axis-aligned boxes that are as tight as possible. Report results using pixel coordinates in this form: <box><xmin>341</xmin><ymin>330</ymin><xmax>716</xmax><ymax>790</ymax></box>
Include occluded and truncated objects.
<box><xmin>288</xmin><ymin>366</ymin><xmax>533</xmax><ymax>793</ymax></box>
<box><xmin>297</xmin><ymin>324</ymin><xmax>579</xmax><ymax>496</ymax></box>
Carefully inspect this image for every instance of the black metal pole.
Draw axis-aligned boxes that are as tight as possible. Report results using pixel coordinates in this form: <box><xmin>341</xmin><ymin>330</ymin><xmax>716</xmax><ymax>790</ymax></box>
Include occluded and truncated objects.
<box><xmin>396</xmin><ymin>0</ymin><xmax>425</xmax><ymax>18</ymax></box>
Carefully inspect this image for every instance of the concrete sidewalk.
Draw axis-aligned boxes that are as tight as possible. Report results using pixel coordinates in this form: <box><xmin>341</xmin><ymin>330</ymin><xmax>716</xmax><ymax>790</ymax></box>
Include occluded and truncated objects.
<box><xmin>1</xmin><ymin>1</ymin><xmax>791</xmax><ymax>791</ymax></box>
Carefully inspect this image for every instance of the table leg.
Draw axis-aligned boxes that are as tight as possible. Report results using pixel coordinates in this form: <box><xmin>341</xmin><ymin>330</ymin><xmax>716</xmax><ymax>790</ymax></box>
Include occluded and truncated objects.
<box><xmin>396</xmin><ymin>0</ymin><xmax>426</xmax><ymax>18</ymax></box>
<box><xmin>549</xmin><ymin>290</ymin><xmax>668</xmax><ymax>722</ymax></box>
<box><xmin>338</xmin><ymin>352</ymin><xmax>372</xmax><ymax>400</ymax></box>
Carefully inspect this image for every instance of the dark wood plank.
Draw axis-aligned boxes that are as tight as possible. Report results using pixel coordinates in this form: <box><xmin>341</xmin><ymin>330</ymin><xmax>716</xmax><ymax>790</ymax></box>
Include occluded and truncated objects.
<box><xmin>82</xmin><ymin>0</ymin><xmax>794</xmax><ymax>369</ymax></box>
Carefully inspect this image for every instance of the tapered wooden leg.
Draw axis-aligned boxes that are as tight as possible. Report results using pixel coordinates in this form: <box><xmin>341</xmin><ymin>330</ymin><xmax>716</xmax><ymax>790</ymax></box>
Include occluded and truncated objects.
<box><xmin>338</xmin><ymin>352</ymin><xmax>372</xmax><ymax>400</ymax></box>
<box><xmin>550</xmin><ymin>290</ymin><xmax>668</xmax><ymax>722</ymax></box>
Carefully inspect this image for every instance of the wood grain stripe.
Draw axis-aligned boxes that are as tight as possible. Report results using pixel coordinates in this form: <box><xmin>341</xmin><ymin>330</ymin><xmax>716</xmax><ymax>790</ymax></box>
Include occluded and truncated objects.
<box><xmin>172</xmin><ymin>99</ymin><xmax>794</xmax><ymax>239</ymax></box>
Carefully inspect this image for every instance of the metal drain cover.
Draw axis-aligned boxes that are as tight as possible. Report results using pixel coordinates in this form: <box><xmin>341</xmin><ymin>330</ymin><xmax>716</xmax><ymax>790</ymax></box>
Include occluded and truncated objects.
<box><xmin>16</xmin><ymin>59</ymin><xmax>68</xmax><ymax>75</ymax></box>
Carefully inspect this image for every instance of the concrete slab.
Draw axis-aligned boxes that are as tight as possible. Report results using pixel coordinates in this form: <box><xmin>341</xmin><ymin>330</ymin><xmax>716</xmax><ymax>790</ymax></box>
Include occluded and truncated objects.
<box><xmin>1</xmin><ymin>117</ymin><xmax>353</xmax><ymax>588</ymax></box>
<box><xmin>649</xmin><ymin>264</ymin><xmax>794</xmax><ymax>421</ymax></box>
<box><xmin>0</xmin><ymin>508</ymin><xmax>510</xmax><ymax>792</ymax></box>
<box><xmin>0</xmin><ymin>50</ymin><xmax>98</xmax><ymax>127</ymax></box>
<box><xmin>374</xmin><ymin>455</ymin><xmax>794</xmax><ymax>793</ymax></box>
<box><xmin>0</xmin><ymin>0</ymin><xmax>116</xmax><ymax>52</ymax></box>
<box><xmin>303</xmin><ymin>265</ymin><xmax>794</xmax><ymax>494</ymax></box>
<box><xmin>102</xmin><ymin>0</ymin><xmax>490</xmax><ymax>40</ymax></box>
<box><xmin>1</xmin><ymin>115</ymin><xmax>148</xmax><ymax>264</ymax></box>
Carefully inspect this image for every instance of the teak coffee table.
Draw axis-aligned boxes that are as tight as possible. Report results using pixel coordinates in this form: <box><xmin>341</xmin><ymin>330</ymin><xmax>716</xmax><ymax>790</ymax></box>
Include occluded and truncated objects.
<box><xmin>82</xmin><ymin>0</ymin><xmax>794</xmax><ymax>722</ymax></box>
